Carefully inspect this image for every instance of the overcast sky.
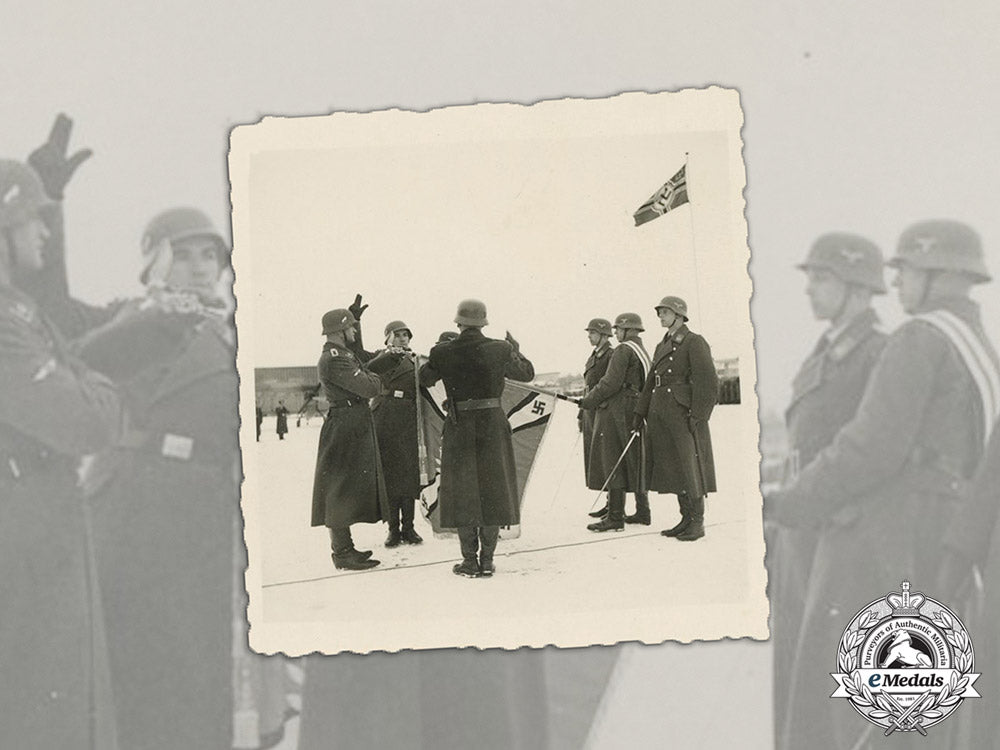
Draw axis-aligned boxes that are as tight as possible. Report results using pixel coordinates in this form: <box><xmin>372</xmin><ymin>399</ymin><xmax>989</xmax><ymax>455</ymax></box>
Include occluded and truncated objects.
<box><xmin>4</xmin><ymin>1</ymin><xmax>998</xmax><ymax>413</ymax></box>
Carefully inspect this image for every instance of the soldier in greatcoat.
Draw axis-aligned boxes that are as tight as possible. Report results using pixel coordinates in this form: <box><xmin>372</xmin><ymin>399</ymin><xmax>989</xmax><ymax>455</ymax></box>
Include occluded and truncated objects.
<box><xmin>579</xmin><ymin>313</ymin><xmax>650</xmax><ymax>531</ymax></box>
<box><xmin>768</xmin><ymin>220</ymin><xmax>999</xmax><ymax>750</ymax></box>
<box><xmin>419</xmin><ymin>299</ymin><xmax>534</xmax><ymax>577</ymax></box>
<box><xmin>353</xmin><ymin>318</ymin><xmax>425</xmax><ymax>547</ymax></box>
<box><xmin>767</xmin><ymin>233</ymin><xmax>888</xmax><ymax>750</ymax></box>
<box><xmin>0</xmin><ymin>159</ymin><xmax>123</xmax><ymax>748</ymax></box>
<box><xmin>68</xmin><ymin>206</ymin><xmax>241</xmax><ymax>750</ymax></box>
<box><xmin>634</xmin><ymin>296</ymin><xmax>718</xmax><ymax>541</ymax></box>
<box><xmin>311</xmin><ymin>307</ymin><xmax>395</xmax><ymax>570</ymax></box>
<box><xmin>579</xmin><ymin>318</ymin><xmax>614</xmax><ymax>519</ymax></box>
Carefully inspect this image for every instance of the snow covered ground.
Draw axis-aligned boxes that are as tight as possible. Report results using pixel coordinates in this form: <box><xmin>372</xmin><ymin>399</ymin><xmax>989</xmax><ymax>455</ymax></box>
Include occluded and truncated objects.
<box><xmin>247</xmin><ymin>399</ymin><xmax>767</xmax><ymax>653</ymax></box>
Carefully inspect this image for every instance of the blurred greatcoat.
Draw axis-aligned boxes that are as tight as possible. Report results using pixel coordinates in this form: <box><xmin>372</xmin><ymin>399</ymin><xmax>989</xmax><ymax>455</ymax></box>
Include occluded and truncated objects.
<box><xmin>578</xmin><ymin>338</ymin><xmax>646</xmax><ymax>491</ymax></box>
<box><xmin>0</xmin><ymin>284</ymin><xmax>121</xmax><ymax>749</ymax></box>
<box><xmin>580</xmin><ymin>341</ymin><xmax>612</xmax><ymax>481</ymax></box>
<box><xmin>419</xmin><ymin>328</ymin><xmax>534</xmax><ymax>527</ymax></box>
<box><xmin>773</xmin><ymin>296</ymin><xmax>998</xmax><ymax>750</ymax></box>
<box><xmin>311</xmin><ymin>342</ymin><xmax>391</xmax><ymax>528</ymax></box>
<box><xmin>768</xmin><ymin>308</ymin><xmax>886</xmax><ymax>750</ymax></box>
<box><xmin>77</xmin><ymin>300</ymin><xmax>240</xmax><ymax>750</ymax></box>
<box><xmin>636</xmin><ymin>324</ymin><xmax>718</xmax><ymax>497</ymax></box>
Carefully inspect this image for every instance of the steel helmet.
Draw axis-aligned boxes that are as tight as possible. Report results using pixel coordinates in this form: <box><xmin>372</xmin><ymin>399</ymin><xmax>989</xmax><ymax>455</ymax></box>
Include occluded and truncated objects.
<box><xmin>613</xmin><ymin>312</ymin><xmax>644</xmax><ymax>332</ymax></box>
<box><xmin>437</xmin><ymin>331</ymin><xmax>459</xmax><ymax>343</ymax></box>
<box><xmin>0</xmin><ymin>160</ymin><xmax>52</xmax><ymax>229</ymax></box>
<box><xmin>384</xmin><ymin>320</ymin><xmax>413</xmax><ymax>339</ymax></box>
<box><xmin>889</xmin><ymin>220</ymin><xmax>990</xmax><ymax>283</ymax></box>
<box><xmin>322</xmin><ymin>308</ymin><xmax>357</xmax><ymax>335</ymax></box>
<box><xmin>454</xmin><ymin>299</ymin><xmax>488</xmax><ymax>327</ymax></box>
<box><xmin>797</xmin><ymin>233</ymin><xmax>887</xmax><ymax>293</ymax></box>
<box><xmin>584</xmin><ymin>318</ymin><xmax>613</xmax><ymax>336</ymax></box>
<box><xmin>140</xmin><ymin>207</ymin><xmax>228</xmax><ymax>283</ymax></box>
<box><xmin>654</xmin><ymin>296</ymin><xmax>689</xmax><ymax>321</ymax></box>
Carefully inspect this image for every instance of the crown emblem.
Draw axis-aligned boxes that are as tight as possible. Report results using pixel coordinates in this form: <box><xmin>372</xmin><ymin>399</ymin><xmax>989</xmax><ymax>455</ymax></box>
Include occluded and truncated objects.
<box><xmin>886</xmin><ymin>580</ymin><xmax>925</xmax><ymax>617</ymax></box>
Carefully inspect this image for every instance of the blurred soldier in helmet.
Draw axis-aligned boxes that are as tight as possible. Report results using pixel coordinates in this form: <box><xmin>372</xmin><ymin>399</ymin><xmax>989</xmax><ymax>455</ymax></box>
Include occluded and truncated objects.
<box><xmin>419</xmin><ymin>299</ymin><xmax>534</xmax><ymax>577</ymax></box>
<box><xmin>581</xmin><ymin>318</ymin><xmax>614</xmax><ymax>519</ymax></box>
<box><xmin>769</xmin><ymin>220</ymin><xmax>999</xmax><ymax>750</ymax></box>
<box><xmin>352</xmin><ymin>316</ymin><xmax>426</xmax><ymax>548</ymax></box>
<box><xmin>312</xmin><ymin>304</ymin><xmax>397</xmax><ymax>570</ymax></box>
<box><xmin>766</xmin><ymin>233</ymin><xmax>888</xmax><ymax>749</ymax></box>
<box><xmin>64</xmin><ymin>204</ymin><xmax>242</xmax><ymax>749</ymax></box>
<box><xmin>579</xmin><ymin>313</ymin><xmax>650</xmax><ymax>530</ymax></box>
<box><xmin>0</xmin><ymin>158</ymin><xmax>123</xmax><ymax>747</ymax></box>
<box><xmin>634</xmin><ymin>296</ymin><xmax>718</xmax><ymax>541</ymax></box>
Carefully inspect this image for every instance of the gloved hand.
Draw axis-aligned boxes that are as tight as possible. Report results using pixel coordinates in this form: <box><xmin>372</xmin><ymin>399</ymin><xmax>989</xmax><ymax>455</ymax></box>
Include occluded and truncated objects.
<box><xmin>630</xmin><ymin>413</ymin><xmax>645</xmax><ymax>432</ymax></box>
<box><xmin>348</xmin><ymin>293</ymin><xmax>368</xmax><ymax>321</ymax></box>
<box><xmin>505</xmin><ymin>331</ymin><xmax>521</xmax><ymax>352</ymax></box>
<box><xmin>577</xmin><ymin>410</ymin><xmax>584</xmax><ymax>433</ymax></box>
<box><xmin>28</xmin><ymin>113</ymin><xmax>93</xmax><ymax>200</ymax></box>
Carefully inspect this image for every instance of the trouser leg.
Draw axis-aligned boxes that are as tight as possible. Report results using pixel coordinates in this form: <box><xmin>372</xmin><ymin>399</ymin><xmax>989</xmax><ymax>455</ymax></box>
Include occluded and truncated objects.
<box><xmin>329</xmin><ymin>526</ymin><xmax>354</xmax><ymax>555</ymax></box>
<box><xmin>478</xmin><ymin>526</ymin><xmax>499</xmax><ymax>564</ymax></box>
<box><xmin>457</xmin><ymin>526</ymin><xmax>480</xmax><ymax>563</ymax></box>
<box><xmin>385</xmin><ymin>497</ymin><xmax>403</xmax><ymax>547</ymax></box>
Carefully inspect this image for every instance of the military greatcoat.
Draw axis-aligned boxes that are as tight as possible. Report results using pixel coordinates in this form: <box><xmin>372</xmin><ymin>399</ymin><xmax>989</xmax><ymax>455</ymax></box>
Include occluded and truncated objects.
<box><xmin>360</xmin><ymin>348</ymin><xmax>422</xmax><ymax>499</ymax></box>
<box><xmin>0</xmin><ymin>283</ymin><xmax>121</xmax><ymax>749</ymax></box>
<box><xmin>636</xmin><ymin>324</ymin><xmax>718</xmax><ymax>497</ymax></box>
<box><xmin>76</xmin><ymin>300</ymin><xmax>239</xmax><ymax>750</ymax></box>
<box><xmin>768</xmin><ymin>308</ymin><xmax>886</xmax><ymax>750</ymax></box>
<box><xmin>311</xmin><ymin>342</ymin><xmax>390</xmax><ymax>528</ymax></box>
<box><xmin>418</xmin><ymin>328</ymin><xmax>534</xmax><ymax>527</ymax></box>
<box><xmin>580</xmin><ymin>341</ymin><xmax>613</xmax><ymax>482</ymax></box>
<box><xmin>772</xmin><ymin>297</ymin><xmax>998</xmax><ymax>750</ymax></box>
<box><xmin>578</xmin><ymin>338</ymin><xmax>646</xmax><ymax>491</ymax></box>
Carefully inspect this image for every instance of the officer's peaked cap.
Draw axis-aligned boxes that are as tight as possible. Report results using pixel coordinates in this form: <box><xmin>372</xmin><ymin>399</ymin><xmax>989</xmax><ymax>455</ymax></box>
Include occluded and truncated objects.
<box><xmin>798</xmin><ymin>233</ymin><xmax>887</xmax><ymax>293</ymax></box>
<box><xmin>889</xmin><ymin>220</ymin><xmax>990</xmax><ymax>283</ymax></box>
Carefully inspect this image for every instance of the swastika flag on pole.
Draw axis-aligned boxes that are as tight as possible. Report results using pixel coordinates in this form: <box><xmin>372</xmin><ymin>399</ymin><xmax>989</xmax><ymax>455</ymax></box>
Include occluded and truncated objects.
<box><xmin>633</xmin><ymin>164</ymin><xmax>689</xmax><ymax>227</ymax></box>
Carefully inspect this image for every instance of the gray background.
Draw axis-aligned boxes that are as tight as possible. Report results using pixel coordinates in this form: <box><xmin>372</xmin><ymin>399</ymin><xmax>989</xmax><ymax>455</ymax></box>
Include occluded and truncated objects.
<box><xmin>4</xmin><ymin>2</ymin><xmax>998</xmax><ymax>747</ymax></box>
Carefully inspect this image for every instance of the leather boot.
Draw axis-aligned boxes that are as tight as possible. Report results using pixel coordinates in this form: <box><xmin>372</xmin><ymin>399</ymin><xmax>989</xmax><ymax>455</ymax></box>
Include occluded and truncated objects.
<box><xmin>588</xmin><ymin>504</ymin><xmax>609</xmax><ymax>519</ymax></box>
<box><xmin>478</xmin><ymin>526</ymin><xmax>499</xmax><ymax>577</ymax></box>
<box><xmin>385</xmin><ymin>497</ymin><xmax>402</xmax><ymax>547</ymax></box>
<box><xmin>677</xmin><ymin>496</ymin><xmax>705</xmax><ymax>541</ymax></box>
<box><xmin>624</xmin><ymin>492</ymin><xmax>651</xmax><ymax>525</ymax></box>
<box><xmin>400</xmin><ymin>498</ymin><xmax>423</xmax><ymax>545</ymax></box>
<box><xmin>661</xmin><ymin>494</ymin><xmax>691</xmax><ymax>537</ymax></box>
<box><xmin>454</xmin><ymin>527</ymin><xmax>482</xmax><ymax>578</ymax></box>
<box><xmin>588</xmin><ymin>490</ymin><xmax>625</xmax><ymax>532</ymax></box>
<box><xmin>330</xmin><ymin>527</ymin><xmax>380</xmax><ymax>569</ymax></box>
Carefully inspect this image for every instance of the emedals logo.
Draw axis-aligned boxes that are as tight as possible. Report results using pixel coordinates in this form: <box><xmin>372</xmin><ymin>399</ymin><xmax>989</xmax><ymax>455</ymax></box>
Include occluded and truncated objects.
<box><xmin>831</xmin><ymin>581</ymin><xmax>980</xmax><ymax>736</ymax></box>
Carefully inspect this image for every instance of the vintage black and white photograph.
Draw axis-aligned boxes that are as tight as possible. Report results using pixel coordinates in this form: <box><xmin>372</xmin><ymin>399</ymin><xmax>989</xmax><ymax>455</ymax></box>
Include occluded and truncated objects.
<box><xmin>232</xmin><ymin>90</ymin><xmax>768</xmax><ymax>654</ymax></box>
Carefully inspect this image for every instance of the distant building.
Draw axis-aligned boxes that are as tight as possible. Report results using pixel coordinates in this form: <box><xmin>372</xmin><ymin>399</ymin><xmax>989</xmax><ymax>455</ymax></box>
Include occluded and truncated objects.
<box><xmin>255</xmin><ymin>366</ymin><xmax>318</xmax><ymax>412</ymax></box>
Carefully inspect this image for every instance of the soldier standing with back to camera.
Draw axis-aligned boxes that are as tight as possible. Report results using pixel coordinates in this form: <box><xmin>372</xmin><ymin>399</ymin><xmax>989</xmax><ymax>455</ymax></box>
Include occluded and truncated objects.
<box><xmin>634</xmin><ymin>296</ymin><xmax>718</xmax><ymax>542</ymax></box>
<box><xmin>769</xmin><ymin>220</ymin><xmax>1000</xmax><ymax>749</ymax></box>
<box><xmin>0</xmin><ymin>159</ymin><xmax>123</xmax><ymax>749</ymax></box>
<box><xmin>767</xmin><ymin>233</ymin><xmax>888</xmax><ymax>749</ymax></box>
<box><xmin>579</xmin><ymin>313</ymin><xmax>651</xmax><ymax>531</ymax></box>
<box><xmin>419</xmin><ymin>299</ymin><xmax>534</xmax><ymax>578</ymax></box>
<box><xmin>312</xmin><ymin>307</ymin><xmax>397</xmax><ymax>570</ymax></box>
<box><xmin>580</xmin><ymin>318</ymin><xmax>614</xmax><ymax>519</ymax></box>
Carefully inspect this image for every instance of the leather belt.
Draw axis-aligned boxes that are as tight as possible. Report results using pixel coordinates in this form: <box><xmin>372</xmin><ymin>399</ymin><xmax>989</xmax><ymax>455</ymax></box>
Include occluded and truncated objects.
<box><xmin>455</xmin><ymin>397</ymin><xmax>502</xmax><ymax>412</ymax></box>
<box><xmin>327</xmin><ymin>397</ymin><xmax>366</xmax><ymax>411</ymax></box>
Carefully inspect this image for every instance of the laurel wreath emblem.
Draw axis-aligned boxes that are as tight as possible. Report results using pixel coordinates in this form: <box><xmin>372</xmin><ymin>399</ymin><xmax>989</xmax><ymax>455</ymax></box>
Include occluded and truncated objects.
<box><xmin>837</xmin><ymin>607</ymin><xmax>974</xmax><ymax>729</ymax></box>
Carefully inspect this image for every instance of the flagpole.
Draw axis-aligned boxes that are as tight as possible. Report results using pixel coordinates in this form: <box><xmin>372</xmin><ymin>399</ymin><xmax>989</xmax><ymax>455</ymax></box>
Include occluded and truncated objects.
<box><xmin>683</xmin><ymin>152</ymin><xmax>704</xmax><ymax>324</ymax></box>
